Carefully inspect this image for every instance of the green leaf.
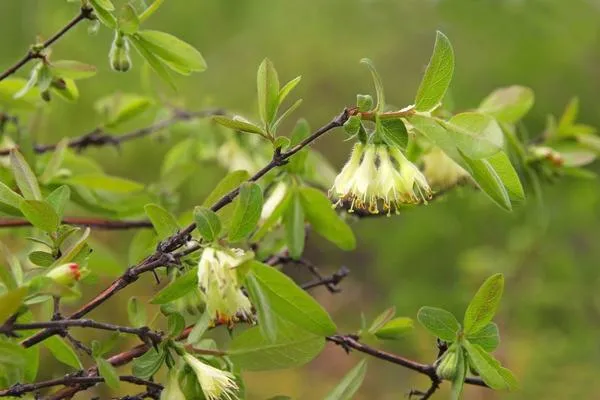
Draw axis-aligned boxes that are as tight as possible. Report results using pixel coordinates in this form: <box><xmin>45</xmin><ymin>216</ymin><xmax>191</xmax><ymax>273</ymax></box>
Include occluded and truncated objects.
<box><xmin>128</xmin><ymin>34</ymin><xmax>175</xmax><ymax>89</ymax></box>
<box><xmin>557</xmin><ymin>97</ymin><xmax>579</xmax><ymax>135</ymax></box>
<box><xmin>0</xmin><ymin>181</ymin><xmax>24</xmax><ymax>212</ymax></box>
<box><xmin>246</xmin><ymin>261</ymin><xmax>337</xmax><ymax>336</ymax></box>
<box><xmin>374</xmin><ymin>317</ymin><xmax>413</xmax><ymax>340</ymax></box>
<box><xmin>118</xmin><ymin>4</ymin><xmax>140</xmax><ymax>35</ymax></box>
<box><xmin>166</xmin><ymin>313</ymin><xmax>185</xmax><ymax>337</ymax></box>
<box><xmin>89</xmin><ymin>0</ymin><xmax>117</xmax><ymax>29</ymax></box>
<box><xmin>486</xmin><ymin>152</ymin><xmax>525</xmax><ymax>200</ymax></box>
<box><xmin>228</xmin><ymin>182</ymin><xmax>263</xmax><ymax>242</ymax></box>
<box><xmin>186</xmin><ymin>311</ymin><xmax>211</xmax><ymax>345</ymax></box>
<box><xmin>0</xmin><ymin>78</ymin><xmax>41</xmax><ymax>109</ymax></box>
<box><xmin>252</xmin><ymin>189</ymin><xmax>291</xmax><ymax>241</ymax></box>
<box><xmin>257</xmin><ymin>58</ymin><xmax>280</xmax><ymax>127</ymax></box>
<box><xmin>46</xmin><ymin>186</ymin><xmax>70</xmax><ymax>219</ymax></box>
<box><xmin>0</xmin><ymin>339</ymin><xmax>27</xmax><ymax>367</ymax></box>
<box><xmin>40</xmin><ymin>138</ymin><xmax>69</xmax><ymax>184</ymax></box>
<box><xmin>367</xmin><ymin>306</ymin><xmax>396</xmax><ymax>334</ymax></box>
<box><xmin>202</xmin><ymin>170</ymin><xmax>250</xmax><ymax>228</ymax></box>
<box><xmin>144</xmin><ymin>203</ymin><xmax>180</xmax><ymax>239</ymax></box>
<box><xmin>466</xmin><ymin>322</ymin><xmax>500</xmax><ymax>352</ymax></box>
<box><xmin>271</xmin><ymin>98</ymin><xmax>303</xmax><ymax>133</ymax></box>
<box><xmin>0</xmin><ymin>287</ymin><xmax>27</xmax><ymax>322</ymax></box>
<box><xmin>66</xmin><ymin>174</ymin><xmax>144</xmax><ymax>193</ymax></box>
<box><xmin>51</xmin><ymin>78</ymin><xmax>79</xmax><ymax>102</ymax></box>
<box><xmin>298</xmin><ymin>187</ymin><xmax>355</xmax><ymax>251</ymax></box>
<box><xmin>463</xmin><ymin>273</ymin><xmax>504</xmax><ymax>335</ymax></box>
<box><xmin>50</xmin><ymin>61</ymin><xmax>97</xmax><ymax>80</ymax></box>
<box><xmin>14</xmin><ymin>63</ymin><xmax>41</xmax><ymax>99</ymax></box>
<box><xmin>139</xmin><ymin>0</ymin><xmax>164</xmax><ymax>23</ymax></box>
<box><xmin>44</xmin><ymin>336</ymin><xmax>82</xmax><ymax>369</ymax></box>
<box><xmin>127</xmin><ymin>297</ymin><xmax>147</xmax><ymax>328</ymax></box>
<box><xmin>20</xmin><ymin>200</ymin><xmax>60</xmax><ymax>233</ymax></box>
<box><xmin>93</xmin><ymin>0</ymin><xmax>114</xmax><ymax>11</ymax></box>
<box><xmin>360</xmin><ymin>58</ymin><xmax>385</xmax><ymax>113</ymax></box>
<box><xmin>135</xmin><ymin>30</ymin><xmax>207</xmax><ymax>73</ymax></box>
<box><xmin>95</xmin><ymin>93</ymin><xmax>154</xmax><ymax>128</ymax></box>
<box><xmin>283</xmin><ymin>190</ymin><xmax>305</xmax><ymax>259</ymax></box>
<box><xmin>10</xmin><ymin>150</ymin><xmax>41</xmax><ymax>200</ymax></box>
<box><xmin>377</xmin><ymin>117</ymin><xmax>408</xmax><ymax>149</ymax></box>
<box><xmin>193</xmin><ymin>207</ymin><xmax>221</xmax><ymax>242</ymax></box>
<box><xmin>278</xmin><ymin>76</ymin><xmax>302</xmax><ymax>105</ymax></box>
<box><xmin>450</xmin><ymin>345</ymin><xmax>467</xmax><ymax>399</ymax></box>
<box><xmin>441</xmin><ymin>112</ymin><xmax>503</xmax><ymax>159</ymax></box>
<box><xmin>28</xmin><ymin>251</ymin><xmax>55</xmax><ymax>267</ymax></box>
<box><xmin>96</xmin><ymin>357</ymin><xmax>120</xmax><ymax>389</ymax></box>
<box><xmin>324</xmin><ymin>359</ymin><xmax>367</xmax><ymax>400</ymax></box>
<box><xmin>132</xmin><ymin>347</ymin><xmax>165</xmax><ymax>379</ymax></box>
<box><xmin>151</xmin><ymin>268</ymin><xmax>198</xmax><ymax>304</ymax></box>
<box><xmin>356</xmin><ymin>94</ymin><xmax>374</xmax><ymax>112</ymax></box>
<box><xmin>229</xmin><ymin>322</ymin><xmax>325</xmax><ymax>371</ymax></box>
<box><xmin>409</xmin><ymin>114</ymin><xmax>460</xmax><ymax>160</ymax></box>
<box><xmin>461</xmin><ymin>153</ymin><xmax>512</xmax><ymax>211</ymax></box>
<box><xmin>478</xmin><ymin>86</ymin><xmax>534</xmax><ymax>124</ymax></box>
<box><xmin>245</xmin><ymin>271</ymin><xmax>278</xmax><ymax>342</ymax></box>
<box><xmin>212</xmin><ymin>116</ymin><xmax>266</xmax><ymax>136</ymax></box>
<box><xmin>415</xmin><ymin>31</ymin><xmax>454</xmax><ymax>112</ymax></box>
<box><xmin>464</xmin><ymin>341</ymin><xmax>516</xmax><ymax>390</ymax></box>
<box><xmin>417</xmin><ymin>306</ymin><xmax>460</xmax><ymax>342</ymax></box>
<box><xmin>52</xmin><ymin>227</ymin><xmax>90</xmax><ymax>267</ymax></box>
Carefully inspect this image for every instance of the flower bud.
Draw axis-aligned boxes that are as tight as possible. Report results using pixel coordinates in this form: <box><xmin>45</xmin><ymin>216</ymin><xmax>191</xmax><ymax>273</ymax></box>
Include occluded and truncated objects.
<box><xmin>109</xmin><ymin>33</ymin><xmax>132</xmax><ymax>72</ymax></box>
<box><xmin>45</xmin><ymin>263</ymin><xmax>81</xmax><ymax>286</ymax></box>
<box><xmin>436</xmin><ymin>349</ymin><xmax>458</xmax><ymax>380</ymax></box>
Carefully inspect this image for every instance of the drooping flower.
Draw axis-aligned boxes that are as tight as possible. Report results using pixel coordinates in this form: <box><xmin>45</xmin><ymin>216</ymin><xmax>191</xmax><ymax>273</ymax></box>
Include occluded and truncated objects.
<box><xmin>422</xmin><ymin>147</ymin><xmax>470</xmax><ymax>190</ymax></box>
<box><xmin>330</xmin><ymin>143</ymin><xmax>432</xmax><ymax>214</ymax></box>
<box><xmin>45</xmin><ymin>263</ymin><xmax>81</xmax><ymax>286</ymax></box>
<box><xmin>197</xmin><ymin>247</ymin><xmax>253</xmax><ymax>322</ymax></box>
<box><xmin>183</xmin><ymin>353</ymin><xmax>239</xmax><ymax>400</ymax></box>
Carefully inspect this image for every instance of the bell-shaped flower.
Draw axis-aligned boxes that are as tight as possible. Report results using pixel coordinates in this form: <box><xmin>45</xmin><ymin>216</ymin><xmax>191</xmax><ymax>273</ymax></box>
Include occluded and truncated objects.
<box><xmin>422</xmin><ymin>147</ymin><xmax>470</xmax><ymax>189</ymax></box>
<box><xmin>197</xmin><ymin>247</ymin><xmax>253</xmax><ymax>322</ymax></box>
<box><xmin>183</xmin><ymin>354</ymin><xmax>239</xmax><ymax>400</ymax></box>
<box><xmin>45</xmin><ymin>263</ymin><xmax>81</xmax><ymax>286</ymax></box>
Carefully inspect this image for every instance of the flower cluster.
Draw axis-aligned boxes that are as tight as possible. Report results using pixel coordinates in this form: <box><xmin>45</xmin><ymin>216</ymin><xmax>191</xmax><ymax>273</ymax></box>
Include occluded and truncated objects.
<box><xmin>197</xmin><ymin>247</ymin><xmax>253</xmax><ymax>323</ymax></box>
<box><xmin>330</xmin><ymin>143</ymin><xmax>432</xmax><ymax>214</ymax></box>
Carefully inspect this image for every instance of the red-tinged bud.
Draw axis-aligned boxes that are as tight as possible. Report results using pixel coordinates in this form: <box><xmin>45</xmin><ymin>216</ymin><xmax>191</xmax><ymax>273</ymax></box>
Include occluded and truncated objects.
<box><xmin>46</xmin><ymin>263</ymin><xmax>81</xmax><ymax>286</ymax></box>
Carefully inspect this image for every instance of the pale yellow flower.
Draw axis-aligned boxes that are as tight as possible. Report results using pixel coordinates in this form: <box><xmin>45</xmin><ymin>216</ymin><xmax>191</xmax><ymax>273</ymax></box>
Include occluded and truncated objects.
<box><xmin>183</xmin><ymin>354</ymin><xmax>239</xmax><ymax>400</ymax></box>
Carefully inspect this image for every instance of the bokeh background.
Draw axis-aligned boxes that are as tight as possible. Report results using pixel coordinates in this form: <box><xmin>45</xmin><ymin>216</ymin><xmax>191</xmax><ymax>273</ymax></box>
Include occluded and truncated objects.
<box><xmin>1</xmin><ymin>0</ymin><xmax>600</xmax><ymax>399</ymax></box>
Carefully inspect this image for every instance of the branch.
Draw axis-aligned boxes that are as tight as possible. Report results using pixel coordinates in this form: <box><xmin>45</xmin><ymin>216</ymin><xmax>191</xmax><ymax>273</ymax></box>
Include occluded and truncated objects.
<box><xmin>0</xmin><ymin>217</ymin><xmax>152</xmax><ymax>230</ymax></box>
<box><xmin>327</xmin><ymin>334</ymin><xmax>487</xmax><ymax>390</ymax></box>
<box><xmin>300</xmin><ymin>266</ymin><xmax>349</xmax><ymax>291</ymax></box>
<box><xmin>0</xmin><ymin>108</ymin><xmax>224</xmax><ymax>156</ymax></box>
<box><xmin>0</xmin><ymin>7</ymin><xmax>94</xmax><ymax>82</ymax></box>
<box><xmin>19</xmin><ymin>108</ymin><xmax>350</xmax><ymax>350</ymax></box>
<box><xmin>0</xmin><ymin>374</ymin><xmax>161</xmax><ymax>398</ymax></box>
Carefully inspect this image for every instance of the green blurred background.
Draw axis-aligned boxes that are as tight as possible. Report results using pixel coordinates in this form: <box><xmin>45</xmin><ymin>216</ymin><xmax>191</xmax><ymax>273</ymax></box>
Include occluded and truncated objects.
<box><xmin>1</xmin><ymin>0</ymin><xmax>600</xmax><ymax>398</ymax></box>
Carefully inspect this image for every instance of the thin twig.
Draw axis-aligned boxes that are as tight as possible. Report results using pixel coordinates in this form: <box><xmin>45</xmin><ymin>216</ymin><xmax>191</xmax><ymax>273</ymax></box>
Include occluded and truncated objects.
<box><xmin>0</xmin><ymin>217</ymin><xmax>152</xmax><ymax>229</ymax></box>
<box><xmin>300</xmin><ymin>266</ymin><xmax>349</xmax><ymax>291</ymax></box>
<box><xmin>0</xmin><ymin>7</ymin><xmax>94</xmax><ymax>82</ymax></box>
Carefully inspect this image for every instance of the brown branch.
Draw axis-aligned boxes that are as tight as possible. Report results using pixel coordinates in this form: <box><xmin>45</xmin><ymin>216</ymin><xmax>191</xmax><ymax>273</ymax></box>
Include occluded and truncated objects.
<box><xmin>0</xmin><ymin>7</ymin><xmax>94</xmax><ymax>82</ymax></box>
<box><xmin>19</xmin><ymin>108</ymin><xmax>350</xmax><ymax>351</ymax></box>
<box><xmin>0</xmin><ymin>108</ymin><xmax>225</xmax><ymax>156</ymax></box>
<box><xmin>300</xmin><ymin>266</ymin><xmax>349</xmax><ymax>291</ymax></box>
<box><xmin>0</xmin><ymin>217</ymin><xmax>152</xmax><ymax>230</ymax></box>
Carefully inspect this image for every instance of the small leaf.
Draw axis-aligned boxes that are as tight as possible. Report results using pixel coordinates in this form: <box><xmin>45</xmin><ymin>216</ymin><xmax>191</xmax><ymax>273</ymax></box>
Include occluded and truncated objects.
<box><xmin>127</xmin><ymin>297</ymin><xmax>147</xmax><ymax>328</ymax></box>
<box><xmin>166</xmin><ymin>313</ymin><xmax>185</xmax><ymax>337</ymax></box>
<box><xmin>51</xmin><ymin>78</ymin><xmax>79</xmax><ymax>102</ymax></box>
<box><xmin>441</xmin><ymin>112</ymin><xmax>504</xmax><ymax>159</ymax></box>
<box><xmin>139</xmin><ymin>0</ymin><xmax>164</xmax><ymax>23</ymax></box>
<box><xmin>245</xmin><ymin>272</ymin><xmax>277</xmax><ymax>342</ymax></box>
<box><xmin>202</xmin><ymin>170</ymin><xmax>250</xmax><ymax>209</ymax></box>
<box><xmin>417</xmin><ymin>306</ymin><xmax>460</xmax><ymax>342</ymax></box>
<box><xmin>464</xmin><ymin>341</ymin><xmax>515</xmax><ymax>390</ymax></box>
<box><xmin>461</xmin><ymin>153</ymin><xmax>512</xmax><ymax>211</ymax></box>
<box><xmin>299</xmin><ymin>187</ymin><xmax>355</xmax><ymax>251</ymax></box>
<box><xmin>128</xmin><ymin>34</ymin><xmax>175</xmax><ymax>89</ymax></box>
<box><xmin>257</xmin><ymin>58</ymin><xmax>280</xmax><ymax>127</ymax></box>
<box><xmin>28</xmin><ymin>251</ymin><xmax>55</xmax><ymax>267</ymax></box>
<box><xmin>186</xmin><ymin>311</ymin><xmax>211</xmax><ymax>345</ymax></box>
<box><xmin>212</xmin><ymin>116</ymin><xmax>266</xmax><ymax>136</ymax></box>
<box><xmin>228</xmin><ymin>182</ymin><xmax>263</xmax><ymax>242</ymax></box>
<box><xmin>93</xmin><ymin>0</ymin><xmax>115</xmax><ymax>11</ymax></box>
<box><xmin>89</xmin><ymin>0</ymin><xmax>117</xmax><ymax>29</ymax></box>
<box><xmin>10</xmin><ymin>150</ymin><xmax>41</xmax><ymax>200</ymax></box>
<box><xmin>557</xmin><ymin>97</ymin><xmax>579</xmax><ymax>135</ymax></box>
<box><xmin>478</xmin><ymin>86</ymin><xmax>534</xmax><ymax>124</ymax></box>
<box><xmin>20</xmin><ymin>200</ymin><xmax>60</xmax><ymax>233</ymax></box>
<box><xmin>367</xmin><ymin>306</ymin><xmax>396</xmax><ymax>334</ymax></box>
<box><xmin>50</xmin><ymin>61</ymin><xmax>97</xmax><ymax>80</ymax></box>
<box><xmin>144</xmin><ymin>203</ymin><xmax>180</xmax><ymax>239</ymax></box>
<box><xmin>486</xmin><ymin>152</ymin><xmax>525</xmax><ymax>200</ymax></box>
<box><xmin>324</xmin><ymin>359</ymin><xmax>367</xmax><ymax>400</ymax></box>
<box><xmin>415</xmin><ymin>31</ymin><xmax>454</xmax><ymax>112</ymax></box>
<box><xmin>278</xmin><ymin>76</ymin><xmax>301</xmax><ymax>105</ymax></box>
<box><xmin>95</xmin><ymin>93</ymin><xmax>153</xmax><ymax>128</ymax></box>
<box><xmin>463</xmin><ymin>273</ymin><xmax>504</xmax><ymax>335</ymax></box>
<box><xmin>151</xmin><ymin>268</ymin><xmax>198</xmax><ymax>304</ymax></box>
<box><xmin>450</xmin><ymin>345</ymin><xmax>467</xmax><ymax>399</ymax></box>
<box><xmin>96</xmin><ymin>357</ymin><xmax>120</xmax><ymax>389</ymax></box>
<box><xmin>466</xmin><ymin>322</ymin><xmax>500</xmax><ymax>352</ymax></box>
<box><xmin>46</xmin><ymin>185</ymin><xmax>70</xmax><ymax>219</ymax></box>
<box><xmin>283</xmin><ymin>190</ymin><xmax>305</xmax><ymax>259</ymax></box>
<box><xmin>0</xmin><ymin>181</ymin><xmax>24</xmax><ymax>212</ymax></box>
<box><xmin>377</xmin><ymin>117</ymin><xmax>408</xmax><ymax>149</ymax></box>
<box><xmin>0</xmin><ymin>287</ymin><xmax>27</xmax><ymax>322</ymax></box>
<box><xmin>360</xmin><ymin>58</ymin><xmax>385</xmax><ymax>112</ymax></box>
<box><xmin>118</xmin><ymin>4</ymin><xmax>140</xmax><ymax>35</ymax></box>
<box><xmin>66</xmin><ymin>174</ymin><xmax>144</xmax><ymax>193</ymax></box>
<box><xmin>134</xmin><ymin>30</ymin><xmax>207</xmax><ymax>73</ymax></box>
<box><xmin>40</xmin><ymin>138</ymin><xmax>69</xmax><ymax>184</ymax></box>
<box><xmin>271</xmin><ymin>98</ymin><xmax>303</xmax><ymax>133</ymax></box>
<box><xmin>374</xmin><ymin>317</ymin><xmax>413</xmax><ymax>340</ymax></box>
<box><xmin>132</xmin><ymin>347</ymin><xmax>165</xmax><ymax>379</ymax></box>
<box><xmin>44</xmin><ymin>336</ymin><xmax>82</xmax><ymax>369</ymax></box>
<box><xmin>193</xmin><ymin>207</ymin><xmax>221</xmax><ymax>242</ymax></box>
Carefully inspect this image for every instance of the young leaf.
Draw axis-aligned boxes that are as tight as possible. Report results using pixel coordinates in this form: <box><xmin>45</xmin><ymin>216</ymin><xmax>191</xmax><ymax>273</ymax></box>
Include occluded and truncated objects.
<box><xmin>0</xmin><ymin>287</ymin><xmax>27</xmax><ymax>322</ymax></box>
<box><xmin>463</xmin><ymin>273</ymin><xmax>504</xmax><ymax>335</ymax></box>
<box><xmin>461</xmin><ymin>153</ymin><xmax>512</xmax><ymax>211</ymax></box>
<box><xmin>360</xmin><ymin>58</ymin><xmax>385</xmax><ymax>113</ymax></box>
<box><xmin>367</xmin><ymin>306</ymin><xmax>396</xmax><ymax>334</ymax></box>
<box><xmin>271</xmin><ymin>98</ymin><xmax>303</xmax><ymax>133</ymax></box>
<box><xmin>132</xmin><ymin>347</ymin><xmax>165</xmax><ymax>379</ymax></box>
<box><xmin>139</xmin><ymin>0</ymin><xmax>164</xmax><ymax>23</ymax></box>
<box><xmin>244</xmin><ymin>271</ymin><xmax>277</xmax><ymax>342</ymax></box>
<box><xmin>298</xmin><ymin>187</ymin><xmax>355</xmax><ymax>251</ymax></box>
<box><xmin>228</xmin><ymin>182</ymin><xmax>263</xmax><ymax>242</ymax></box>
<box><xmin>486</xmin><ymin>152</ymin><xmax>525</xmax><ymax>201</ymax></box>
<box><xmin>89</xmin><ymin>0</ymin><xmax>117</xmax><ymax>29</ymax></box>
<box><xmin>144</xmin><ymin>203</ymin><xmax>180</xmax><ymax>239</ymax></box>
<box><xmin>202</xmin><ymin>170</ymin><xmax>250</xmax><ymax>209</ymax></box>
<box><xmin>0</xmin><ymin>181</ymin><xmax>24</xmax><ymax>212</ymax></box>
<box><xmin>40</xmin><ymin>138</ymin><xmax>69</xmax><ymax>184</ymax></box>
<box><xmin>466</xmin><ymin>322</ymin><xmax>500</xmax><ymax>352</ymax></box>
<box><xmin>50</xmin><ymin>61</ymin><xmax>97</xmax><ymax>80</ymax></box>
<box><xmin>376</xmin><ymin>117</ymin><xmax>408</xmax><ymax>149</ymax></box>
<box><xmin>193</xmin><ymin>206</ymin><xmax>222</xmax><ymax>242</ymax></box>
<box><xmin>118</xmin><ymin>4</ymin><xmax>140</xmax><ymax>35</ymax></box>
<box><xmin>415</xmin><ymin>31</ymin><xmax>454</xmax><ymax>112</ymax></box>
<box><xmin>478</xmin><ymin>86</ymin><xmax>534</xmax><ymax>124</ymax></box>
<box><xmin>186</xmin><ymin>311</ymin><xmax>212</xmax><ymax>345</ymax></box>
<box><xmin>127</xmin><ymin>297</ymin><xmax>147</xmax><ymax>328</ymax></box>
<box><xmin>43</xmin><ymin>336</ymin><xmax>83</xmax><ymax>369</ymax></box>
<box><xmin>283</xmin><ymin>191</ymin><xmax>305</xmax><ymax>259</ymax></box>
<box><xmin>28</xmin><ymin>251</ymin><xmax>55</xmax><ymax>267</ymax></box>
<box><xmin>440</xmin><ymin>112</ymin><xmax>504</xmax><ymax>159</ymax></box>
<box><xmin>324</xmin><ymin>359</ymin><xmax>367</xmax><ymax>400</ymax></box>
<box><xmin>134</xmin><ymin>30</ymin><xmax>206</xmax><ymax>73</ymax></box>
<box><xmin>96</xmin><ymin>357</ymin><xmax>120</xmax><ymax>389</ymax></box>
<box><xmin>417</xmin><ymin>306</ymin><xmax>460</xmax><ymax>342</ymax></box>
<box><xmin>128</xmin><ymin>34</ymin><xmax>175</xmax><ymax>89</ymax></box>
<box><xmin>166</xmin><ymin>313</ymin><xmax>185</xmax><ymax>337</ymax></box>
<box><xmin>66</xmin><ymin>174</ymin><xmax>144</xmax><ymax>193</ymax></box>
<box><xmin>247</xmin><ymin>261</ymin><xmax>337</xmax><ymax>336</ymax></box>
<box><xmin>212</xmin><ymin>116</ymin><xmax>266</xmax><ymax>136</ymax></box>
<box><xmin>450</xmin><ymin>345</ymin><xmax>467</xmax><ymax>400</ymax></box>
<box><xmin>257</xmin><ymin>58</ymin><xmax>280</xmax><ymax>127</ymax></box>
<box><xmin>20</xmin><ymin>200</ymin><xmax>60</xmax><ymax>233</ymax></box>
<box><xmin>151</xmin><ymin>268</ymin><xmax>198</xmax><ymax>304</ymax></box>
<box><xmin>10</xmin><ymin>150</ymin><xmax>41</xmax><ymax>200</ymax></box>
<box><xmin>374</xmin><ymin>317</ymin><xmax>413</xmax><ymax>340</ymax></box>
<box><xmin>463</xmin><ymin>341</ymin><xmax>516</xmax><ymax>390</ymax></box>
